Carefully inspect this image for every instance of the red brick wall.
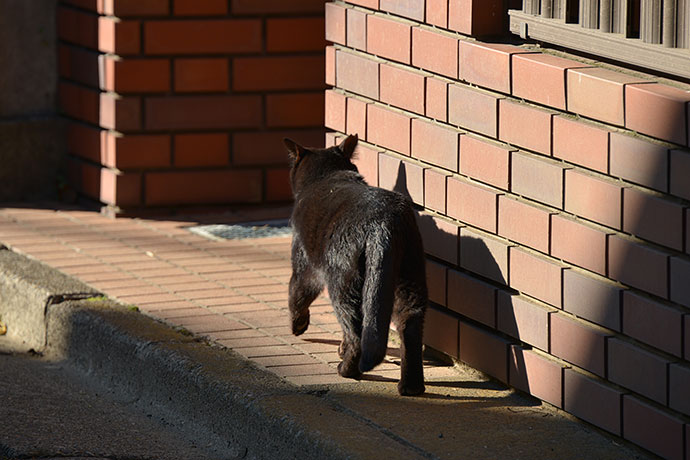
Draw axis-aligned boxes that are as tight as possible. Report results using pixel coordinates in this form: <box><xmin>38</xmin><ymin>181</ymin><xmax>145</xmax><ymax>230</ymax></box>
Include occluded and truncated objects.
<box><xmin>58</xmin><ymin>0</ymin><xmax>326</xmax><ymax>215</ymax></box>
<box><xmin>326</xmin><ymin>2</ymin><xmax>690</xmax><ymax>458</ymax></box>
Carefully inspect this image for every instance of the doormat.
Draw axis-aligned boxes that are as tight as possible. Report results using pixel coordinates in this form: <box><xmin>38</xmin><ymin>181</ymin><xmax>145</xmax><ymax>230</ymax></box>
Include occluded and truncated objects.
<box><xmin>188</xmin><ymin>219</ymin><xmax>291</xmax><ymax>240</ymax></box>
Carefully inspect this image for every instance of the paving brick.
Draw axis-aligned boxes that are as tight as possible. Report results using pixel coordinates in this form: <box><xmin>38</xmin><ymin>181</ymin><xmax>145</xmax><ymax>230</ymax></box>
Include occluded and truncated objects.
<box><xmin>564</xmin><ymin>169</ymin><xmax>623</xmax><ymax>230</ymax></box>
<box><xmin>426</xmin><ymin>259</ymin><xmax>447</xmax><ymax>306</ymax></box>
<box><xmin>459</xmin><ymin>42</ymin><xmax>533</xmax><ymax>94</ymax></box>
<box><xmin>459</xmin><ymin>136</ymin><xmax>511</xmax><ymax>190</ymax></box>
<box><xmin>563</xmin><ymin>269</ymin><xmax>621</xmax><ymax>331</ymax></box>
<box><xmin>346</xmin><ymin>8</ymin><xmax>367</xmax><ymax>50</ymax></box>
<box><xmin>551</xmin><ymin>314</ymin><xmax>608</xmax><ymax>376</ymax></box>
<box><xmin>509</xmin><ymin>247</ymin><xmax>563</xmax><ymax>308</ymax></box>
<box><xmin>670</xmin><ymin>257</ymin><xmax>690</xmax><ymax>308</ymax></box>
<box><xmin>510</xmin><ymin>151</ymin><xmax>565</xmax><ymax>209</ymax></box>
<box><xmin>336</xmin><ymin>50</ymin><xmax>379</xmax><ymax>99</ymax></box>
<box><xmin>459</xmin><ymin>227</ymin><xmax>510</xmax><ymax>285</ymax></box>
<box><xmin>426</xmin><ymin>77</ymin><xmax>448</xmax><ymax>122</ymax></box>
<box><xmin>352</xmin><ymin>144</ymin><xmax>379</xmax><ymax>187</ymax></box>
<box><xmin>366</xmin><ymin>14</ymin><xmax>411</xmax><ymax>64</ymax></box>
<box><xmin>564</xmin><ymin>369</ymin><xmax>622</xmax><ymax>435</ymax></box>
<box><xmin>498</xmin><ymin>196</ymin><xmax>551</xmax><ymax>254</ymax></box>
<box><xmin>447</xmin><ymin>177</ymin><xmax>500</xmax><ymax>233</ymax></box>
<box><xmin>497</xmin><ymin>292</ymin><xmax>550</xmax><ymax>351</ymax></box>
<box><xmin>553</xmin><ymin>116</ymin><xmax>609</xmax><ymax>173</ymax></box>
<box><xmin>380</xmin><ymin>63</ymin><xmax>425</xmax><ymax>114</ymax></box>
<box><xmin>424</xmin><ymin>168</ymin><xmax>448</xmax><ymax>214</ymax></box>
<box><xmin>346</xmin><ymin>97</ymin><xmax>367</xmax><ymax>138</ymax></box>
<box><xmin>325</xmin><ymin>2</ymin><xmax>346</xmax><ymax>45</ymax></box>
<box><xmin>424</xmin><ymin>307</ymin><xmax>459</xmax><ymax>358</ymax></box>
<box><xmin>411</xmin><ymin>119</ymin><xmax>461</xmax><ymax>171</ymax></box>
<box><xmin>512</xmin><ymin>54</ymin><xmax>591</xmax><ymax>110</ymax></box>
<box><xmin>412</xmin><ymin>27</ymin><xmax>458</xmax><ymax>78</ymax></box>
<box><xmin>447</xmin><ymin>84</ymin><xmax>500</xmax><ymax>137</ymax></box>
<box><xmin>609</xmin><ymin>338</ymin><xmax>669</xmax><ymax>404</ymax></box>
<box><xmin>366</xmin><ymin>105</ymin><xmax>411</xmax><ymax>155</ymax></box>
<box><xmin>551</xmin><ymin>214</ymin><xmax>609</xmax><ymax>276</ymax></box>
<box><xmin>378</xmin><ymin>154</ymin><xmax>423</xmax><ymax>205</ymax></box>
<box><xmin>417</xmin><ymin>213</ymin><xmax>461</xmax><ymax>265</ymax></box>
<box><xmin>623</xmin><ymin>187</ymin><xmax>684</xmax><ymax>251</ymax></box>
<box><xmin>566</xmin><ymin>67</ymin><xmax>648</xmax><ymax>126</ymax></box>
<box><xmin>610</xmin><ymin>132</ymin><xmax>669</xmax><ymax>192</ymax></box>
<box><xmin>622</xmin><ymin>290</ymin><xmax>683</xmax><ymax>357</ymax></box>
<box><xmin>669</xmin><ymin>363</ymin><xmax>690</xmax><ymax>416</ymax></box>
<box><xmin>626</xmin><ymin>82</ymin><xmax>690</xmax><ymax>146</ymax></box>
<box><xmin>325</xmin><ymin>90</ymin><xmax>346</xmax><ymax>133</ymax></box>
<box><xmin>498</xmin><ymin>99</ymin><xmax>554</xmax><ymax>156</ymax></box>
<box><xmin>623</xmin><ymin>395</ymin><xmax>685</xmax><ymax>460</ymax></box>
<box><xmin>608</xmin><ymin>234</ymin><xmax>668</xmax><ymax>299</ymax></box>
<box><xmin>510</xmin><ymin>346</ymin><xmax>563</xmax><ymax>408</ymax></box>
<box><xmin>426</xmin><ymin>0</ymin><xmax>448</xmax><ymax>27</ymax></box>
<box><xmin>447</xmin><ymin>269</ymin><xmax>497</xmax><ymax>327</ymax></box>
<box><xmin>459</xmin><ymin>321</ymin><xmax>510</xmax><ymax>383</ymax></box>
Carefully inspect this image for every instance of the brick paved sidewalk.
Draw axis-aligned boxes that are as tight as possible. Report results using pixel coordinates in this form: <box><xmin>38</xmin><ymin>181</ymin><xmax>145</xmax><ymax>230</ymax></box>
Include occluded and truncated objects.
<box><xmin>0</xmin><ymin>204</ymin><xmax>456</xmax><ymax>387</ymax></box>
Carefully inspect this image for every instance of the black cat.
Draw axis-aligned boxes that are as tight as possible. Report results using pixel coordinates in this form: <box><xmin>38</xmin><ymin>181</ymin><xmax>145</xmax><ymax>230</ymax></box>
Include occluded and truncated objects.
<box><xmin>284</xmin><ymin>134</ymin><xmax>428</xmax><ymax>396</ymax></box>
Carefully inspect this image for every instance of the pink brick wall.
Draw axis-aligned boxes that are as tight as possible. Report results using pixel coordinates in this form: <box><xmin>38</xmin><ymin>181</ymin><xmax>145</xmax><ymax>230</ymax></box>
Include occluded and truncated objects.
<box><xmin>325</xmin><ymin>2</ymin><xmax>690</xmax><ymax>458</ymax></box>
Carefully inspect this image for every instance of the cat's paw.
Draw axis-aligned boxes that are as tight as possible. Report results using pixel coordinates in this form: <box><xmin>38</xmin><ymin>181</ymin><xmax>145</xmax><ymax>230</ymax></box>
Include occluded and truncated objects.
<box><xmin>337</xmin><ymin>360</ymin><xmax>362</xmax><ymax>379</ymax></box>
<box><xmin>397</xmin><ymin>379</ymin><xmax>425</xmax><ymax>396</ymax></box>
<box><xmin>291</xmin><ymin>312</ymin><xmax>309</xmax><ymax>335</ymax></box>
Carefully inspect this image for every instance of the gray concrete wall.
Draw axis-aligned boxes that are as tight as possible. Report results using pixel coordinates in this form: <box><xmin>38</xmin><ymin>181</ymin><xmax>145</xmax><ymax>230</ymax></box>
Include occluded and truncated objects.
<box><xmin>0</xmin><ymin>0</ymin><xmax>63</xmax><ymax>201</ymax></box>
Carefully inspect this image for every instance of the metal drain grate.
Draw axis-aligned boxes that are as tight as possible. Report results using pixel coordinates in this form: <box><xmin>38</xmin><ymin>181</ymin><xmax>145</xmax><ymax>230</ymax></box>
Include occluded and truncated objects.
<box><xmin>188</xmin><ymin>220</ymin><xmax>292</xmax><ymax>240</ymax></box>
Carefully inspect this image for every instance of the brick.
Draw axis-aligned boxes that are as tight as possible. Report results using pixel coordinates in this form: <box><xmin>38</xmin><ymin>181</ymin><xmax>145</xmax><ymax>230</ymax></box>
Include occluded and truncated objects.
<box><xmin>460</xmin><ymin>42</ymin><xmax>533</xmax><ymax>94</ymax></box>
<box><xmin>336</xmin><ymin>51</ymin><xmax>379</xmax><ymax>100</ymax></box>
<box><xmin>325</xmin><ymin>90</ymin><xmax>346</xmax><ymax>133</ymax></box>
<box><xmin>174</xmin><ymin>58</ymin><xmax>228</xmax><ymax>93</ymax></box>
<box><xmin>59</xmin><ymin>45</ymin><xmax>99</xmax><ymax>87</ymax></box>
<box><xmin>103</xmin><ymin>133</ymin><xmax>171</xmax><ymax>169</ymax></box>
<box><xmin>145</xmin><ymin>95</ymin><xmax>262</xmax><ymax>130</ymax></box>
<box><xmin>366</xmin><ymin>105</ymin><xmax>411</xmax><ymax>155</ymax></box>
<box><xmin>459</xmin><ymin>227</ymin><xmax>510</xmax><ymax>285</ymax></box>
<box><xmin>564</xmin><ymin>169</ymin><xmax>622</xmax><ymax>230</ymax></box>
<box><xmin>566</xmin><ymin>67</ymin><xmax>648</xmax><ymax>126</ymax></box>
<box><xmin>424</xmin><ymin>307</ymin><xmax>459</xmax><ymax>358</ymax></box>
<box><xmin>426</xmin><ymin>0</ymin><xmax>449</xmax><ymax>27</ymax></box>
<box><xmin>346</xmin><ymin>8</ymin><xmax>367</xmax><ymax>50</ymax></box>
<box><xmin>424</xmin><ymin>169</ymin><xmax>448</xmax><ymax>213</ymax></box>
<box><xmin>426</xmin><ymin>260</ymin><xmax>447</xmax><ymax>306</ymax></box>
<box><xmin>553</xmin><ymin>116</ymin><xmax>609</xmax><ymax>173</ymax></box>
<box><xmin>623</xmin><ymin>187</ymin><xmax>684</xmax><ymax>251</ymax></box>
<box><xmin>426</xmin><ymin>77</ymin><xmax>448</xmax><ymax>122</ymax></box>
<box><xmin>346</xmin><ymin>97</ymin><xmax>367</xmax><ymax>137</ymax></box>
<box><xmin>448</xmin><ymin>269</ymin><xmax>496</xmax><ymax>327</ymax></box>
<box><xmin>417</xmin><ymin>213</ymin><xmax>461</xmax><ymax>264</ymax></box>
<box><xmin>447</xmin><ymin>177</ymin><xmax>499</xmax><ymax>233</ymax></box>
<box><xmin>233</xmin><ymin>56</ymin><xmax>325</xmax><ymax>92</ymax></box>
<box><xmin>623</xmin><ymin>396</ymin><xmax>685</xmax><ymax>460</ymax></box>
<box><xmin>686</xmin><ymin>315</ymin><xmax>690</xmax><ymax>358</ymax></box>
<box><xmin>498</xmin><ymin>196</ymin><xmax>551</xmax><ymax>254</ymax></box>
<box><xmin>174</xmin><ymin>133</ymin><xmax>228</xmax><ymax>167</ymax></box>
<box><xmin>564</xmin><ymin>369</ymin><xmax>622</xmax><ymax>435</ymax></box>
<box><xmin>669</xmin><ymin>363</ymin><xmax>690</xmax><ymax>416</ymax></box>
<box><xmin>58</xmin><ymin>7</ymin><xmax>98</xmax><ymax>49</ymax></box>
<box><xmin>610</xmin><ymin>132</ymin><xmax>668</xmax><ymax>192</ymax></box>
<box><xmin>459</xmin><ymin>136</ymin><xmax>511</xmax><ymax>190</ymax></box>
<box><xmin>509</xmin><ymin>248</ymin><xmax>563</xmax><ymax>308</ymax></box>
<box><xmin>352</xmin><ymin>144</ymin><xmax>380</xmax><ymax>186</ymax></box>
<box><xmin>460</xmin><ymin>321</ymin><xmax>510</xmax><ymax>382</ymax></box>
<box><xmin>498</xmin><ymin>99</ymin><xmax>553</xmax><ymax>156</ymax></box>
<box><xmin>345</xmin><ymin>0</ymin><xmax>379</xmax><ymax>9</ymax></box>
<box><xmin>366</xmin><ymin>14</ymin><xmax>411</xmax><ymax>64</ymax></box>
<box><xmin>378</xmin><ymin>154</ymin><xmax>423</xmax><ymax>205</ymax></box>
<box><xmin>325</xmin><ymin>3</ymin><xmax>347</xmax><ymax>45</ymax></box>
<box><xmin>268</xmin><ymin>17</ymin><xmax>326</xmax><ymax>52</ymax></box>
<box><xmin>234</xmin><ymin>130</ymin><xmax>322</xmax><ymax>166</ymax></box>
<box><xmin>173</xmin><ymin>0</ymin><xmax>226</xmax><ymax>15</ymax></box>
<box><xmin>266</xmin><ymin>93</ymin><xmax>324</xmax><ymax>128</ymax></box>
<box><xmin>563</xmin><ymin>269</ymin><xmax>621</xmax><ymax>331</ymax></box>
<box><xmin>411</xmin><ymin>119</ymin><xmax>461</xmax><ymax>171</ymax></box>
<box><xmin>66</xmin><ymin>122</ymin><xmax>101</xmax><ymax>163</ymax></box>
<box><xmin>552</xmin><ymin>314</ymin><xmax>608</xmax><ymax>375</ymax></box>
<box><xmin>144</xmin><ymin>20</ymin><xmax>261</xmax><ymax>55</ymax></box>
<box><xmin>448</xmin><ymin>84</ymin><xmax>500</xmax><ymax>137</ymax></box>
<box><xmin>512</xmin><ymin>54</ymin><xmax>591</xmax><ymax>110</ymax></box>
<box><xmin>326</xmin><ymin>46</ymin><xmax>336</xmax><ymax>87</ymax></box>
<box><xmin>59</xmin><ymin>82</ymin><xmax>99</xmax><ymax>125</ymax></box>
<box><xmin>145</xmin><ymin>170</ymin><xmax>262</xmax><ymax>205</ymax></box>
<box><xmin>622</xmin><ymin>291</ymin><xmax>682</xmax><ymax>356</ymax></box>
<box><xmin>231</xmin><ymin>0</ymin><xmax>325</xmax><ymax>14</ymax></box>
<box><xmin>670</xmin><ymin>149</ymin><xmax>690</xmax><ymax>200</ymax></box>
<box><xmin>551</xmin><ymin>214</ymin><xmax>608</xmax><ymax>275</ymax></box>
<box><xmin>670</xmin><ymin>257</ymin><xmax>690</xmax><ymax>308</ymax></box>
<box><xmin>380</xmin><ymin>0</ymin><xmax>424</xmax><ymax>21</ymax></box>
<box><xmin>608</xmin><ymin>235</ymin><xmax>668</xmax><ymax>298</ymax></box>
<box><xmin>412</xmin><ymin>28</ymin><xmax>458</xmax><ymax>78</ymax></box>
<box><xmin>687</xmin><ymin>210</ymin><xmax>690</xmax><ymax>256</ymax></box>
<box><xmin>266</xmin><ymin>168</ymin><xmax>292</xmax><ymax>202</ymax></box>
<box><xmin>510</xmin><ymin>346</ymin><xmax>563</xmax><ymax>408</ymax></box>
<box><xmin>99</xmin><ymin>93</ymin><xmax>141</xmax><ymax>132</ymax></box>
<box><xmin>626</xmin><ymin>83</ymin><xmax>690</xmax><ymax>145</ymax></box>
<box><xmin>609</xmin><ymin>338</ymin><xmax>668</xmax><ymax>403</ymax></box>
<box><xmin>511</xmin><ymin>151</ymin><xmax>565</xmax><ymax>209</ymax></box>
<box><xmin>448</xmin><ymin>0</ymin><xmax>505</xmax><ymax>36</ymax></box>
<box><xmin>102</xmin><ymin>57</ymin><xmax>170</xmax><ymax>93</ymax></box>
<box><xmin>497</xmin><ymin>292</ymin><xmax>550</xmax><ymax>350</ymax></box>
<box><xmin>380</xmin><ymin>64</ymin><xmax>425</xmax><ymax>114</ymax></box>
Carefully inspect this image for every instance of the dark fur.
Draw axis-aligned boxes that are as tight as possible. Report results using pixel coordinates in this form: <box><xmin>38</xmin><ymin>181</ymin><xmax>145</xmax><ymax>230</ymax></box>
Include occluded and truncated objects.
<box><xmin>284</xmin><ymin>134</ymin><xmax>428</xmax><ymax>396</ymax></box>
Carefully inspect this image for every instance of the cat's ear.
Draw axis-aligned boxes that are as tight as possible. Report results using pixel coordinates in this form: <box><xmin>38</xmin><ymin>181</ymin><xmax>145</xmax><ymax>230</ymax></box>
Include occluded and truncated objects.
<box><xmin>283</xmin><ymin>138</ymin><xmax>305</xmax><ymax>162</ymax></box>
<box><xmin>337</xmin><ymin>134</ymin><xmax>358</xmax><ymax>159</ymax></box>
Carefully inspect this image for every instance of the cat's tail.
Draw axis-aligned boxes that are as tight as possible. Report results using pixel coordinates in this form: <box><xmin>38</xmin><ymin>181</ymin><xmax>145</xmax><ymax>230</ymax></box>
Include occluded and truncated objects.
<box><xmin>359</xmin><ymin>226</ymin><xmax>397</xmax><ymax>373</ymax></box>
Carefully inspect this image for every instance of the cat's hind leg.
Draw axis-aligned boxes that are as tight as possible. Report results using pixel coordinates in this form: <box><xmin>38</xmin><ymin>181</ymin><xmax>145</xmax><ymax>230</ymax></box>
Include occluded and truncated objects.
<box><xmin>393</xmin><ymin>281</ymin><xmax>427</xmax><ymax>396</ymax></box>
<box><xmin>289</xmin><ymin>242</ymin><xmax>323</xmax><ymax>336</ymax></box>
<box><xmin>328</xmin><ymin>278</ymin><xmax>364</xmax><ymax>379</ymax></box>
